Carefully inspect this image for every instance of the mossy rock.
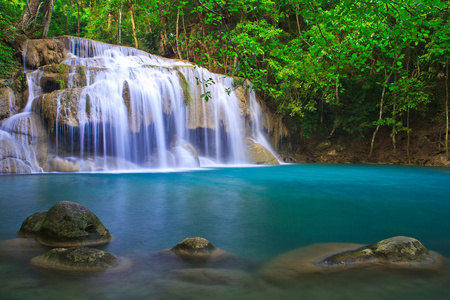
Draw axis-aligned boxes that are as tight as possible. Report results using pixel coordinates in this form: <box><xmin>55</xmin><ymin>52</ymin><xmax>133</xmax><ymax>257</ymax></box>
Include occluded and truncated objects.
<box><xmin>36</xmin><ymin>201</ymin><xmax>112</xmax><ymax>247</ymax></box>
<box><xmin>315</xmin><ymin>236</ymin><xmax>437</xmax><ymax>268</ymax></box>
<box><xmin>171</xmin><ymin>237</ymin><xmax>216</xmax><ymax>259</ymax></box>
<box><xmin>16</xmin><ymin>211</ymin><xmax>47</xmax><ymax>238</ymax></box>
<box><xmin>30</xmin><ymin>247</ymin><xmax>120</xmax><ymax>271</ymax></box>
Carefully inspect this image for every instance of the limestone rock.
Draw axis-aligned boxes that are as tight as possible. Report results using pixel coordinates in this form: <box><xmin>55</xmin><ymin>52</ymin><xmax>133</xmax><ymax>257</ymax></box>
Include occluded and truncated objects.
<box><xmin>36</xmin><ymin>201</ymin><xmax>112</xmax><ymax>247</ymax></box>
<box><xmin>30</xmin><ymin>247</ymin><xmax>120</xmax><ymax>271</ymax></box>
<box><xmin>24</xmin><ymin>39</ymin><xmax>68</xmax><ymax>69</ymax></box>
<box><xmin>17</xmin><ymin>211</ymin><xmax>47</xmax><ymax>238</ymax></box>
<box><xmin>245</xmin><ymin>139</ymin><xmax>279</xmax><ymax>165</ymax></box>
<box><xmin>0</xmin><ymin>157</ymin><xmax>33</xmax><ymax>174</ymax></box>
<box><xmin>33</xmin><ymin>88</ymin><xmax>85</xmax><ymax>128</ymax></box>
<box><xmin>0</xmin><ymin>87</ymin><xmax>16</xmax><ymax>121</ymax></box>
<box><xmin>172</xmin><ymin>139</ymin><xmax>200</xmax><ymax>167</ymax></box>
<box><xmin>0</xmin><ymin>138</ymin><xmax>27</xmax><ymax>160</ymax></box>
<box><xmin>45</xmin><ymin>156</ymin><xmax>80</xmax><ymax>172</ymax></box>
<box><xmin>1</xmin><ymin>113</ymin><xmax>49</xmax><ymax>166</ymax></box>
<box><xmin>171</xmin><ymin>237</ymin><xmax>216</xmax><ymax>259</ymax></box>
<box><xmin>316</xmin><ymin>236</ymin><xmax>436</xmax><ymax>267</ymax></box>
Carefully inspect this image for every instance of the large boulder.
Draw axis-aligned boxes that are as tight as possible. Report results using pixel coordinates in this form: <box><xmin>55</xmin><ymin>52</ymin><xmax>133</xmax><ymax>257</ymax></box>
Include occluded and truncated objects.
<box><xmin>24</xmin><ymin>38</ymin><xmax>68</xmax><ymax>69</ymax></box>
<box><xmin>30</xmin><ymin>247</ymin><xmax>120</xmax><ymax>271</ymax></box>
<box><xmin>35</xmin><ymin>201</ymin><xmax>112</xmax><ymax>247</ymax></box>
<box><xmin>17</xmin><ymin>211</ymin><xmax>47</xmax><ymax>238</ymax></box>
<box><xmin>315</xmin><ymin>236</ymin><xmax>437</xmax><ymax>268</ymax></box>
<box><xmin>245</xmin><ymin>139</ymin><xmax>279</xmax><ymax>165</ymax></box>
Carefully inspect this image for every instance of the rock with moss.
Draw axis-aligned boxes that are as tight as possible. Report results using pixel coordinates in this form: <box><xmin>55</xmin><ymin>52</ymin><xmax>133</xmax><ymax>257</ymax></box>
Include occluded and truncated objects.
<box><xmin>17</xmin><ymin>211</ymin><xmax>47</xmax><ymax>238</ymax></box>
<box><xmin>171</xmin><ymin>237</ymin><xmax>216</xmax><ymax>259</ymax></box>
<box><xmin>30</xmin><ymin>247</ymin><xmax>120</xmax><ymax>271</ymax></box>
<box><xmin>315</xmin><ymin>236</ymin><xmax>436</xmax><ymax>268</ymax></box>
<box><xmin>35</xmin><ymin>201</ymin><xmax>112</xmax><ymax>247</ymax></box>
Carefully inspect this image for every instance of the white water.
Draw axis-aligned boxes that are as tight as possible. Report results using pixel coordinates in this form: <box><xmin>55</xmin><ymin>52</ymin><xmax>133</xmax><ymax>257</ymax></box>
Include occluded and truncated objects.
<box><xmin>0</xmin><ymin>37</ymin><xmax>279</xmax><ymax>172</ymax></box>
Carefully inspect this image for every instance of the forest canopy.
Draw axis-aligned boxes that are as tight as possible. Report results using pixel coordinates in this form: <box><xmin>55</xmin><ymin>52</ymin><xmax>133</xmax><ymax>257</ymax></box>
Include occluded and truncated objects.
<box><xmin>0</xmin><ymin>0</ymin><xmax>449</xmax><ymax>157</ymax></box>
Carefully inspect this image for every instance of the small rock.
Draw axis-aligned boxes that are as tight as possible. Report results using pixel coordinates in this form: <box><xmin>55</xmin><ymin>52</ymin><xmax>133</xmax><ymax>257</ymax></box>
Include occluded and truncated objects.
<box><xmin>171</xmin><ymin>237</ymin><xmax>216</xmax><ymax>259</ymax></box>
<box><xmin>316</xmin><ymin>141</ymin><xmax>332</xmax><ymax>151</ymax></box>
<box><xmin>30</xmin><ymin>247</ymin><xmax>120</xmax><ymax>271</ymax></box>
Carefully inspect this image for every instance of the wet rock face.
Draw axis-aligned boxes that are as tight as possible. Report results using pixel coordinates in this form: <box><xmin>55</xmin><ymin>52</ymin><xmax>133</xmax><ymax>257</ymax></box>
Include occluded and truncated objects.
<box><xmin>30</xmin><ymin>247</ymin><xmax>119</xmax><ymax>271</ymax></box>
<box><xmin>0</xmin><ymin>87</ymin><xmax>16</xmax><ymax>121</ymax></box>
<box><xmin>171</xmin><ymin>237</ymin><xmax>216</xmax><ymax>258</ymax></box>
<box><xmin>316</xmin><ymin>236</ymin><xmax>435</xmax><ymax>267</ymax></box>
<box><xmin>35</xmin><ymin>201</ymin><xmax>112</xmax><ymax>247</ymax></box>
<box><xmin>0</xmin><ymin>157</ymin><xmax>33</xmax><ymax>173</ymax></box>
<box><xmin>245</xmin><ymin>139</ymin><xmax>279</xmax><ymax>165</ymax></box>
<box><xmin>16</xmin><ymin>211</ymin><xmax>47</xmax><ymax>238</ymax></box>
<box><xmin>24</xmin><ymin>39</ymin><xmax>68</xmax><ymax>69</ymax></box>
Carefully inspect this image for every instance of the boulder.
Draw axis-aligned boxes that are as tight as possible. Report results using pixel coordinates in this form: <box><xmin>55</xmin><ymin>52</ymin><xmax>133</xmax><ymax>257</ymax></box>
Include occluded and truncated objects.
<box><xmin>17</xmin><ymin>211</ymin><xmax>47</xmax><ymax>238</ymax></box>
<box><xmin>259</xmin><ymin>239</ymin><xmax>445</xmax><ymax>285</ymax></box>
<box><xmin>171</xmin><ymin>237</ymin><xmax>216</xmax><ymax>260</ymax></box>
<box><xmin>245</xmin><ymin>139</ymin><xmax>279</xmax><ymax>165</ymax></box>
<box><xmin>36</xmin><ymin>201</ymin><xmax>112</xmax><ymax>247</ymax></box>
<box><xmin>24</xmin><ymin>39</ymin><xmax>68</xmax><ymax>69</ymax></box>
<box><xmin>45</xmin><ymin>156</ymin><xmax>80</xmax><ymax>172</ymax></box>
<box><xmin>30</xmin><ymin>247</ymin><xmax>120</xmax><ymax>271</ymax></box>
<box><xmin>316</xmin><ymin>236</ymin><xmax>437</xmax><ymax>268</ymax></box>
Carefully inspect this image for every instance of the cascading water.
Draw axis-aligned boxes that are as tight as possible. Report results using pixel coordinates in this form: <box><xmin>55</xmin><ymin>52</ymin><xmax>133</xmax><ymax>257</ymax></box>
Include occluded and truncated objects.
<box><xmin>0</xmin><ymin>36</ymin><xmax>280</xmax><ymax>173</ymax></box>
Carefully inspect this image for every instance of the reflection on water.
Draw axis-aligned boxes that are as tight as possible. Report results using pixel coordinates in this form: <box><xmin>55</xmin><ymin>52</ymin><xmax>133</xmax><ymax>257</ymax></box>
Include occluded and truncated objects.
<box><xmin>0</xmin><ymin>164</ymin><xmax>450</xmax><ymax>299</ymax></box>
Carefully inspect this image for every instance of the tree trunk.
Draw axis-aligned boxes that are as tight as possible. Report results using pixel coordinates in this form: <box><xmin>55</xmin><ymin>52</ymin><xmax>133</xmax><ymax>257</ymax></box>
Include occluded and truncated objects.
<box><xmin>77</xmin><ymin>0</ymin><xmax>80</xmax><ymax>37</ymax></box>
<box><xmin>407</xmin><ymin>107</ymin><xmax>410</xmax><ymax>164</ymax></box>
<box><xmin>118</xmin><ymin>0</ymin><xmax>123</xmax><ymax>44</ymax></box>
<box><xmin>14</xmin><ymin>0</ymin><xmax>54</xmax><ymax>38</ymax></box>
<box><xmin>129</xmin><ymin>1</ymin><xmax>138</xmax><ymax>48</ymax></box>
<box><xmin>370</xmin><ymin>70</ymin><xmax>393</xmax><ymax>157</ymax></box>
<box><xmin>175</xmin><ymin>8</ymin><xmax>182</xmax><ymax>59</ymax></box>
<box><xmin>446</xmin><ymin>58</ymin><xmax>449</xmax><ymax>157</ymax></box>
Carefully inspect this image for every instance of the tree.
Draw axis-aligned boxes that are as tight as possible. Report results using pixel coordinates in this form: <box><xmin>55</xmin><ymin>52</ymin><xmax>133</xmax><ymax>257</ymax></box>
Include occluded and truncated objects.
<box><xmin>14</xmin><ymin>0</ymin><xmax>54</xmax><ymax>37</ymax></box>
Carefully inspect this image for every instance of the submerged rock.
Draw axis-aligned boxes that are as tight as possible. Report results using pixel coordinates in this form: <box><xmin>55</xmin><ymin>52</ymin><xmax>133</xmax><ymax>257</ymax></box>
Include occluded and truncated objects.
<box><xmin>35</xmin><ymin>201</ymin><xmax>112</xmax><ymax>247</ymax></box>
<box><xmin>30</xmin><ymin>247</ymin><xmax>120</xmax><ymax>271</ymax></box>
<box><xmin>171</xmin><ymin>237</ymin><xmax>216</xmax><ymax>259</ymax></box>
<box><xmin>259</xmin><ymin>237</ymin><xmax>445</xmax><ymax>284</ymax></box>
<box><xmin>17</xmin><ymin>211</ymin><xmax>47</xmax><ymax>238</ymax></box>
<box><xmin>316</xmin><ymin>236</ymin><xmax>436</xmax><ymax>268</ymax></box>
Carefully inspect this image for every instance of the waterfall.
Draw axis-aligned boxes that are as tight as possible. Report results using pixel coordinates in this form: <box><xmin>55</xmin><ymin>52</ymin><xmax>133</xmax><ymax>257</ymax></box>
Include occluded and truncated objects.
<box><xmin>0</xmin><ymin>36</ymin><xmax>280</xmax><ymax>173</ymax></box>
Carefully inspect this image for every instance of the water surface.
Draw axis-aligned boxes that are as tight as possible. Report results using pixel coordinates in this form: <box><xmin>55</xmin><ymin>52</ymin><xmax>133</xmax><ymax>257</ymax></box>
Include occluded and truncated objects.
<box><xmin>1</xmin><ymin>164</ymin><xmax>449</xmax><ymax>299</ymax></box>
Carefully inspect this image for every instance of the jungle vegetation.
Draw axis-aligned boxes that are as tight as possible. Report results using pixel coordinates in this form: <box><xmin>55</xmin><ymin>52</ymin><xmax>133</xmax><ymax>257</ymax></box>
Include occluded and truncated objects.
<box><xmin>0</xmin><ymin>0</ymin><xmax>449</xmax><ymax>158</ymax></box>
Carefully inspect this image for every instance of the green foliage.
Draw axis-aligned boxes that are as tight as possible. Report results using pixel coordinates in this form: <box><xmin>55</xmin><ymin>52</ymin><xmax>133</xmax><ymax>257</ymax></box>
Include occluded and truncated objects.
<box><xmin>4</xmin><ymin>0</ymin><xmax>449</xmax><ymax>146</ymax></box>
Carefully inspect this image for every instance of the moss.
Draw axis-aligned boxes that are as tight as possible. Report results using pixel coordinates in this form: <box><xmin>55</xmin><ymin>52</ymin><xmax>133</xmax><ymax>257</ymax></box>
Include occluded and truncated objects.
<box><xmin>177</xmin><ymin>70</ymin><xmax>193</xmax><ymax>105</ymax></box>
<box><xmin>31</xmin><ymin>247</ymin><xmax>119</xmax><ymax>271</ymax></box>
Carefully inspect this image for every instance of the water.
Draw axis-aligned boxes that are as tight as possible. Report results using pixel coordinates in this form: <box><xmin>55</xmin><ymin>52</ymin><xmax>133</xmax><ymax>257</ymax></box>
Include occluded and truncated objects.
<box><xmin>0</xmin><ymin>37</ymin><xmax>279</xmax><ymax>174</ymax></box>
<box><xmin>0</xmin><ymin>164</ymin><xmax>449</xmax><ymax>299</ymax></box>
